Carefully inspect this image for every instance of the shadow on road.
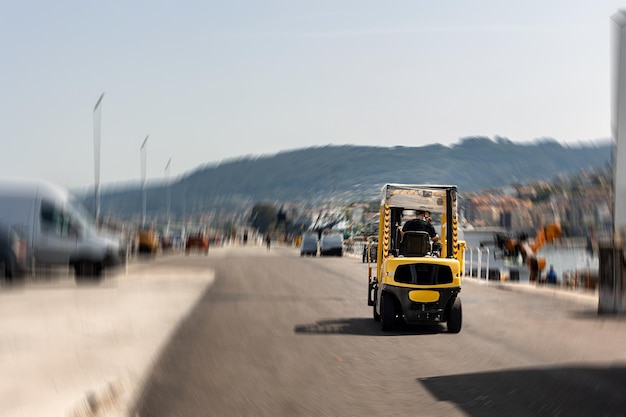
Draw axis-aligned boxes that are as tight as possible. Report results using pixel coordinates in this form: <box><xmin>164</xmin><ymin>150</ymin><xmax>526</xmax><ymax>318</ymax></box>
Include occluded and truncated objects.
<box><xmin>294</xmin><ymin>317</ymin><xmax>446</xmax><ymax>336</ymax></box>
<box><xmin>420</xmin><ymin>365</ymin><xmax>626</xmax><ymax>417</ymax></box>
<box><xmin>569</xmin><ymin>309</ymin><xmax>626</xmax><ymax>321</ymax></box>
<box><xmin>0</xmin><ymin>273</ymin><xmax>122</xmax><ymax>292</ymax></box>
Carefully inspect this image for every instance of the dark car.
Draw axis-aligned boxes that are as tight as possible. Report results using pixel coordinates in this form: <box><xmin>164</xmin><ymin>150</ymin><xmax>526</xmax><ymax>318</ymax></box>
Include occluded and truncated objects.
<box><xmin>320</xmin><ymin>233</ymin><xmax>343</xmax><ymax>257</ymax></box>
<box><xmin>185</xmin><ymin>233</ymin><xmax>209</xmax><ymax>255</ymax></box>
<box><xmin>300</xmin><ymin>233</ymin><xmax>318</xmax><ymax>256</ymax></box>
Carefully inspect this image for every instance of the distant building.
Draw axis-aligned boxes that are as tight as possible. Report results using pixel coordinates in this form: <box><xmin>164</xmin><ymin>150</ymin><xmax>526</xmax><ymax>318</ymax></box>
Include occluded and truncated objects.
<box><xmin>465</xmin><ymin>195</ymin><xmax>532</xmax><ymax>229</ymax></box>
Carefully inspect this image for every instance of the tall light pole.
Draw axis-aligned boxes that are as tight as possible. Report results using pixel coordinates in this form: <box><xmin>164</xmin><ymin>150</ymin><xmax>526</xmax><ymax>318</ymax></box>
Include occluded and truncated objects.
<box><xmin>165</xmin><ymin>158</ymin><xmax>172</xmax><ymax>235</ymax></box>
<box><xmin>93</xmin><ymin>92</ymin><xmax>104</xmax><ymax>226</ymax></box>
<box><xmin>140</xmin><ymin>135</ymin><xmax>149</xmax><ymax>227</ymax></box>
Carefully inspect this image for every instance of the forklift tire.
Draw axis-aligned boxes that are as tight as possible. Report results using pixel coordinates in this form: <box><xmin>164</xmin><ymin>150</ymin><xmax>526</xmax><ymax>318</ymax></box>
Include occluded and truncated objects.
<box><xmin>380</xmin><ymin>293</ymin><xmax>396</xmax><ymax>331</ymax></box>
<box><xmin>447</xmin><ymin>297</ymin><xmax>462</xmax><ymax>334</ymax></box>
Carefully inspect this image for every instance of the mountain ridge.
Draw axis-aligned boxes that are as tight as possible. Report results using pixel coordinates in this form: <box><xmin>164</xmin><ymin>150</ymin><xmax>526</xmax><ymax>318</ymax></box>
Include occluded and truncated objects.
<box><xmin>86</xmin><ymin>137</ymin><xmax>613</xmax><ymax>222</ymax></box>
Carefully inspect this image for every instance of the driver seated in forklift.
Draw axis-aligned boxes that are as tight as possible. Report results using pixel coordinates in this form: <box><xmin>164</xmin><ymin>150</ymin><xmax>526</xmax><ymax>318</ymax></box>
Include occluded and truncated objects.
<box><xmin>397</xmin><ymin>210</ymin><xmax>441</xmax><ymax>255</ymax></box>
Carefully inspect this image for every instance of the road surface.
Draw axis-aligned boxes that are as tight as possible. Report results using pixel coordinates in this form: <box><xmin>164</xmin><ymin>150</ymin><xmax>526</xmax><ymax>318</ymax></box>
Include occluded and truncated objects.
<box><xmin>2</xmin><ymin>245</ymin><xmax>625</xmax><ymax>416</ymax></box>
<box><xmin>128</xmin><ymin>245</ymin><xmax>626</xmax><ymax>417</ymax></box>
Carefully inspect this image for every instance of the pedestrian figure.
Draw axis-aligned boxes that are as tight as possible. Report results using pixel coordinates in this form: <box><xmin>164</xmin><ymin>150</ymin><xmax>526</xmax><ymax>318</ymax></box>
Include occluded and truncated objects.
<box><xmin>547</xmin><ymin>265</ymin><xmax>557</xmax><ymax>285</ymax></box>
<box><xmin>397</xmin><ymin>210</ymin><xmax>439</xmax><ymax>242</ymax></box>
<box><xmin>265</xmin><ymin>234</ymin><xmax>271</xmax><ymax>251</ymax></box>
<box><xmin>396</xmin><ymin>210</ymin><xmax>441</xmax><ymax>254</ymax></box>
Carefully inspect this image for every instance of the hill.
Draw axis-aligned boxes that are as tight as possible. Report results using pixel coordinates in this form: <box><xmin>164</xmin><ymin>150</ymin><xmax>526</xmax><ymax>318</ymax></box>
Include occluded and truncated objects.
<box><xmin>86</xmin><ymin>137</ymin><xmax>612</xmax><ymax>222</ymax></box>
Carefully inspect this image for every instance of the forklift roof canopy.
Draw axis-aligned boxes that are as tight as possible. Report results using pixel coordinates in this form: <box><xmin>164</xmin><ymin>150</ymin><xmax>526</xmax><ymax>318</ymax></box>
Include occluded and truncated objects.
<box><xmin>380</xmin><ymin>184</ymin><xmax>457</xmax><ymax>213</ymax></box>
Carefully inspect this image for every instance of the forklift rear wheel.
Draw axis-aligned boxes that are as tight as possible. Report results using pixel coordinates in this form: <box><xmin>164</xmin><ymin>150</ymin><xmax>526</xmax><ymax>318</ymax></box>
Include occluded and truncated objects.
<box><xmin>380</xmin><ymin>293</ymin><xmax>396</xmax><ymax>331</ymax></box>
<box><xmin>447</xmin><ymin>297</ymin><xmax>462</xmax><ymax>334</ymax></box>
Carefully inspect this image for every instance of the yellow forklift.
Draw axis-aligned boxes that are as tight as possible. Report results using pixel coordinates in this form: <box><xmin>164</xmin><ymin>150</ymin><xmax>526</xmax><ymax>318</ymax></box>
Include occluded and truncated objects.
<box><xmin>367</xmin><ymin>184</ymin><xmax>465</xmax><ymax>332</ymax></box>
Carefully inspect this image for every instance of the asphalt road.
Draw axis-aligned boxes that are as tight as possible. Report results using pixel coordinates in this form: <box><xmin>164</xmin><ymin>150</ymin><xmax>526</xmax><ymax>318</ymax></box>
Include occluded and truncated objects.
<box><xmin>129</xmin><ymin>245</ymin><xmax>626</xmax><ymax>417</ymax></box>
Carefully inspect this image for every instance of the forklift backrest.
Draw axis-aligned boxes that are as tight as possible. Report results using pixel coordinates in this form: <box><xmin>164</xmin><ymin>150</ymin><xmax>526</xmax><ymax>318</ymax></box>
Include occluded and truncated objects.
<box><xmin>399</xmin><ymin>231</ymin><xmax>430</xmax><ymax>257</ymax></box>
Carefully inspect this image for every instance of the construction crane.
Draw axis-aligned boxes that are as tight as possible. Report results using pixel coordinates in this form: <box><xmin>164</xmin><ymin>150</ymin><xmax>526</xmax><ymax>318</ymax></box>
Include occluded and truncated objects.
<box><xmin>494</xmin><ymin>223</ymin><xmax>563</xmax><ymax>282</ymax></box>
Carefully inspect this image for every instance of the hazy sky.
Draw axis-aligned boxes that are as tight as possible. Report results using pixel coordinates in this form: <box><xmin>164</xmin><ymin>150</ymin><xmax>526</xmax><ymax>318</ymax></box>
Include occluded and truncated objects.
<box><xmin>1</xmin><ymin>1</ymin><xmax>623</xmax><ymax>189</ymax></box>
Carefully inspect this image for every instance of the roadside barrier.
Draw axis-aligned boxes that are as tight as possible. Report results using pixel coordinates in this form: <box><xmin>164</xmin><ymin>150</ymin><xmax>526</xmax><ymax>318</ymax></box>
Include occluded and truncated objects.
<box><xmin>353</xmin><ymin>241</ymin><xmax>366</xmax><ymax>257</ymax></box>
<box><xmin>464</xmin><ymin>246</ymin><xmax>491</xmax><ymax>279</ymax></box>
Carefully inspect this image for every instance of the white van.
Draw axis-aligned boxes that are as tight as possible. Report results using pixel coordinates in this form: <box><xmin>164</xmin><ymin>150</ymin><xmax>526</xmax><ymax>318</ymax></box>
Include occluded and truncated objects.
<box><xmin>0</xmin><ymin>178</ymin><xmax>124</xmax><ymax>282</ymax></box>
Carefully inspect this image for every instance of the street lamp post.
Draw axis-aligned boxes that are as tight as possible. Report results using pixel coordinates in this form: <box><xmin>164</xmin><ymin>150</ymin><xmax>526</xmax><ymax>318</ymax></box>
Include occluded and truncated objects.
<box><xmin>165</xmin><ymin>158</ymin><xmax>172</xmax><ymax>235</ymax></box>
<box><xmin>93</xmin><ymin>92</ymin><xmax>104</xmax><ymax>227</ymax></box>
<box><xmin>140</xmin><ymin>135</ymin><xmax>149</xmax><ymax>227</ymax></box>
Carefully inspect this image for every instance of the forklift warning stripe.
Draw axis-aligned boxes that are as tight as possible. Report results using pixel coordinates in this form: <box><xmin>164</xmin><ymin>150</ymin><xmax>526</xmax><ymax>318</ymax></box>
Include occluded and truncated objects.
<box><xmin>383</xmin><ymin>204</ymin><xmax>390</xmax><ymax>255</ymax></box>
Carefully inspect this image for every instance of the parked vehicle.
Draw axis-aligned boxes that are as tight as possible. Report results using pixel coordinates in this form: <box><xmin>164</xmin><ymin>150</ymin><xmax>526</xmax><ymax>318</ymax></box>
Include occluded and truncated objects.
<box><xmin>0</xmin><ymin>178</ymin><xmax>124</xmax><ymax>282</ymax></box>
<box><xmin>138</xmin><ymin>228</ymin><xmax>159</xmax><ymax>254</ymax></box>
<box><xmin>159</xmin><ymin>234</ymin><xmax>174</xmax><ymax>251</ymax></box>
<box><xmin>185</xmin><ymin>233</ymin><xmax>209</xmax><ymax>255</ymax></box>
<box><xmin>0</xmin><ymin>223</ymin><xmax>26</xmax><ymax>282</ymax></box>
<box><xmin>300</xmin><ymin>233</ymin><xmax>318</xmax><ymax>256</ymax></box>
<box><xmin>320</xmin><ymin>233</ymin><xmax>343</xmax><ymax>257</ymax></box>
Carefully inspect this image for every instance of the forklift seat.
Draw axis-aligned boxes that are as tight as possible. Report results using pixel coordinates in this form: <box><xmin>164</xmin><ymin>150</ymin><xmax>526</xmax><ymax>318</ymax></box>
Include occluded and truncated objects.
<box><xmin>399</xmin><ymin>231</ymin><xmax>431</xmax><ymax>257</ymax></box>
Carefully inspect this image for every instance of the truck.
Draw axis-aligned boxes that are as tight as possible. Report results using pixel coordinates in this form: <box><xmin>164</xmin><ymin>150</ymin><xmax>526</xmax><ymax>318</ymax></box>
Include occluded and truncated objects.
<box><xmin>0</xmin><ymin>178</ymin><xmax>125</xmax><ymax>283</ymax></box>
<box><xmin>367</xmin><ymin>184</ymin><xmax>465</xmax><ymax>332</ymax></box>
